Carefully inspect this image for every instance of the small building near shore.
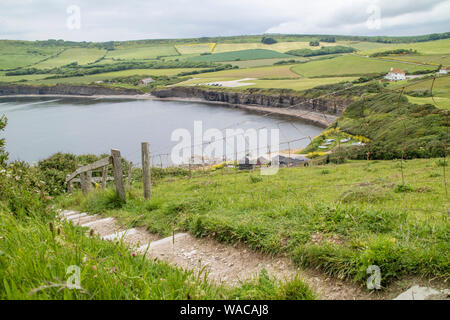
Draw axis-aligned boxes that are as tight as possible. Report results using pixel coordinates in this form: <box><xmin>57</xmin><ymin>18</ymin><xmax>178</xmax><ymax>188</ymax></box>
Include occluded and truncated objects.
<box><xmin>139</xmin><ymin>77</ymin><xmax>154</xmax><ymax>85</ymax></box>
<box><xmin>385</xmin><ymin>68</ymin><xmax>406</xmax><ymax>81</ymax></box>
<box><xmin>439</xmin><ymin>67</ymin><xmax>449</xmax><ymax>75</ymax></box>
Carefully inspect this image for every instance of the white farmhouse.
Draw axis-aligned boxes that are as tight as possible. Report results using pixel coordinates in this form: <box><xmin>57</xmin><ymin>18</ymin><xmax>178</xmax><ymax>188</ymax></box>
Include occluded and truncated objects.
<box><xmin>385</xmin><ymin>68</ymin><xmax>406</xmax><ymax>81</ymax></box>
<box><xmin>439</xmin><ymin>67</ymin><xmax>449</xmax><ymax>75</ymax></box>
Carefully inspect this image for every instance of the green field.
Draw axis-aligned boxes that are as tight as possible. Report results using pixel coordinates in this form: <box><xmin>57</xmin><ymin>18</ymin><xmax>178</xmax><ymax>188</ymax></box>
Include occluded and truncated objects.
<box><xmin>358</xmin><ymin>39</ymin><xmax>450</xmax><ymax>55</ymax></box>
<box><xmin>0</xmin><ymin>41</ymin><xmax>62</xmax><ymax>70</ymax></box>
<box><xmin>213</xmin><ymin>41</ymin><xmax>342</xmax><ymax>53</ymax></box>
<box><xmin>388</xmin><ymin>75</ymin><xmax>450</xmax><ymax>98</ymax></box>
<box><xmin>373</xmin><ymin>54</ymin><xmax>450</xmax><ymax>67</ymax></box>
<box><xmin>176</xmin><ymin>64</ymin><xmax>301</xmax><ymax>83</ymax></box>
<box><xmin>244</xmin><ymin>77</ymin><xmax>358</xmax><ymax>90</ymax></box>
<box><xmin>189</xmin><ymin>49</ymin><xmax>294</xmax><ymax>62</ymax></box>
<box><xmin>33</xmin><ymin>48</ymin><xmax>107</xmax><ymax>69</ymax></box>
<box><xmin>291</xmin><ymin>55</ymin><xmax>436</xmax><ymax>77</ymax></box>
<box><xmin>175</xmin><ymin>76</ymin><xmax>357</xmax><ymax>91</ymax></box>
<box><xmin>0</xmin><ymin>35</ymin><xmax>448</xmax><ymax>96</ymax></box>
<box><xmin>106</xmin><ymin>45</ymin><xmax>179</xmax><ymax>60</ymax></box>
<box><xmin>406</xmin><ymin>95</ymin><xmax>450</xmax><ymax>109</ymax></box>
<box><xmin>12</xmin><ymin>68</ymin><xmax>206</xmax><ymax>85</ymax></box>
<box><xmin>175</xmin><ymin>43</ymin><xmax>215</xmax><ymax>54</ymax></box>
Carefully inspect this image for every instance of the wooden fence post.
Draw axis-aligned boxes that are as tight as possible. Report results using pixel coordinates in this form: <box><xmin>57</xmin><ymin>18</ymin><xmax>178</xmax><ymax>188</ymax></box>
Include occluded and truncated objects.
<box><xmin>101</xmin><ymin>166</ymin><xmax>107</xmax><ymax>190</ymax></box>
<box><xmin>86</xmin><ymin>170</ymin><xmax>92</xmax><ymax>192</ymax></box>
<box><xmin>126</xmin><ymin>162</ymin><xmax>133</xmax><ymax>190</ymax></box>
<box><xmin>142</xmin><ymin>142</ymin><xmax>152</xmax><ymax>200</ymax></box>
<box><xmin>67</xmin><ymin>174</ymin><xmax>74</xmax><ymax>193</ymax></box>
<box><xmin>111</xmin><ymin>149</ymin><xmax>126</xmax><ymax>202</ymax></box>
<box><xmin>80</xmin><ymin>171</ymin><xmax>88</xmax><ymax>194</ymax></box>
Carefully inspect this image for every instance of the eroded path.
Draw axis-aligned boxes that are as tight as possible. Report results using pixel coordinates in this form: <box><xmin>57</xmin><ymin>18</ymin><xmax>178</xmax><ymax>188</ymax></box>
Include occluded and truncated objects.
<box><xmin>59</xmin><ymin>209</ymin><xmax>419</xmax><ymax>300</ymax></box>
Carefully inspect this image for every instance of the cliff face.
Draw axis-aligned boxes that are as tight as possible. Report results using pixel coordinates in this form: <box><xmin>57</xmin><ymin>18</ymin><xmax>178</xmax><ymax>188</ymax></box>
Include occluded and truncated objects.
<box><xmin>153</xmin><ymin>87</ymin><xmax>352</xmax><ymax>115</ymax></box>
<box><xmin>0</xmin><ymin>85</ymin><xmax>140</xmax><ymax>96</ymax></box>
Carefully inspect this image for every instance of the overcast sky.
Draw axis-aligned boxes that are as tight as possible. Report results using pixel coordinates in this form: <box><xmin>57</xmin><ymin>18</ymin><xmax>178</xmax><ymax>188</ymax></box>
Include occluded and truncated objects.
<box><xmin>1</xmin><ymin>0</ymin><xmax>449</xmax><ymax>41</ymax></box>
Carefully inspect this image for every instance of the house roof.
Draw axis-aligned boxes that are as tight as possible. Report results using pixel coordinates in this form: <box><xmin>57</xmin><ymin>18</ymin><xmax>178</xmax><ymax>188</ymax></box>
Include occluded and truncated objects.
<box><xmin>441</xmin><ymin>67</ymin><xmax>449</xmax><ymax>70</ymax></box>
<box><xmin>389</xmin><ymin>67</ymin><xmax>406</xmax><ymax>74</ymax></box>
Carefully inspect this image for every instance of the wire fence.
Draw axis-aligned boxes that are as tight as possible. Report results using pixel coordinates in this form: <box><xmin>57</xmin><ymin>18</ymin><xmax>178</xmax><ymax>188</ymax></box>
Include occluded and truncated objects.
<box><xmin>85</xmin><ymin>74</ymin><xmax>449</xmax><ymax>216</ymax></box>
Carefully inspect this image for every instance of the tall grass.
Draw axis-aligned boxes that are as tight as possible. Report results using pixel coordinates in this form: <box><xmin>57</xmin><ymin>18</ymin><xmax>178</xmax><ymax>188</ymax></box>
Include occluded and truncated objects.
<box><xmin>57</xmin><ymin>158</ymin><xmax>449</xmax><ymax>287</ymax></box>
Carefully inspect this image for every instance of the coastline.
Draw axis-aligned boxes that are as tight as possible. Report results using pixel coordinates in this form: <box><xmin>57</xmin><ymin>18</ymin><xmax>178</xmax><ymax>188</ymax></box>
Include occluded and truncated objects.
<box><xmin>0</xmin><ymin>92</ymin><xmax>334</xmax><ymax>128</ymax></box>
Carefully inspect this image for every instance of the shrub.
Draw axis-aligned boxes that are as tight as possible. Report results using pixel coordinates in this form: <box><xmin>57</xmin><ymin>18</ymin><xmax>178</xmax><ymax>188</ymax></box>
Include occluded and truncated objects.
<box><xmin>287</xmin><ymin>46</ymin><xmax>356</xmax><ymax>57</ymax></box>
<box><xmin>261</xmin><ymin>37</ymin><xmax>277</xmax><ymax>45</ymax></box>
<box><xmin>0</xmin><ymin>115</ymin><xmax>7</xmax><ymax>166</ymax></box>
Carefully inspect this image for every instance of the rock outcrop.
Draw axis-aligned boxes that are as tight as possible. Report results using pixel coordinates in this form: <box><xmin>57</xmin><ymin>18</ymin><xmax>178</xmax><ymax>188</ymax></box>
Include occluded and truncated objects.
<box><xmin>152</xmin><ymin>86</ymin><xmax>352</xmax><ymax>116</ymax></box>
<box><xmin>0</xmin><ymin>85</ymin><xmax>140</xmax><ymax>96</ymax></box>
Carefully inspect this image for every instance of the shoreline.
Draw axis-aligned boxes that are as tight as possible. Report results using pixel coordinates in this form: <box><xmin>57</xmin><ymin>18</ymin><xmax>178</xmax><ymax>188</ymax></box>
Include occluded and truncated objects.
<box><xmin>0</xmin><ymin>92</ymin><xmax>333</xmax><ymax>128</ymax></box>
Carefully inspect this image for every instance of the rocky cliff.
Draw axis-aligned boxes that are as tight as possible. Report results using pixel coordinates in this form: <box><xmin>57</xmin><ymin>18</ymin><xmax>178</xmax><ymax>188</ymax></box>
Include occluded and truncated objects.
<box><xmin>152</xmin><ymin>87</ymin><xmax>352</xmax><ymax>115</ymax></box>
<box><xmin>0</xmin><ymin>85</ymin><xmax>141</xmax><ymax>96</ymax></box>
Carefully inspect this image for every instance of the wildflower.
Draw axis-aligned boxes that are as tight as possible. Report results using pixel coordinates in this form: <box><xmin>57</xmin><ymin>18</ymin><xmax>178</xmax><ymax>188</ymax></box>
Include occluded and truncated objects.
<box><xmin>131</xmin><ymin>252</ymin><xmax>137</xmax><ymax>257</ymax></box>
<box><xmin>92</xmin><ymin>265</ymin><xmax>97</xmax><ymax>271</ymax></box>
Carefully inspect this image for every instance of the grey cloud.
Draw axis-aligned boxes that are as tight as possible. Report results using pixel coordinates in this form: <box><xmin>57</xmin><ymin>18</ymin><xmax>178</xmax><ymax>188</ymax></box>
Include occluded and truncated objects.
<box><xmin>0</xmin><ymin>0</ymin><xmax>448</xmax><ymax>41</ymax></box>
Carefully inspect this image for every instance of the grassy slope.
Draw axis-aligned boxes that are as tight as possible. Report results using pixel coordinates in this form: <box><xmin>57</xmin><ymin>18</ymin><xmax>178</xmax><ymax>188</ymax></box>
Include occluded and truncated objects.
<box><xmin>291</xmin><ymin>55</ymin><xmax>435</xmax><ymax>77</ymax></box>
<box><xmin>0</xmin><ymin>42</ymin><xmax>62</xmax><ymax>70</ymax></box>
<box><xmin>58</xmin><ymin>157</ymin><xmax>449</xmax><ymax>287</ymax></box>
<box><xmin>213</xmin><ymin>42</ymin><xmax>339</xmax><ymax>53</ymax></box>
<box><xmin>13</xmin><ymin>68</ymin><xmax>206</xmax><ymax>86</ymax></box>
<box><xmin>0</xmin><ymin>157</ymin><xmax>315</xmax><ymax>300</ymax></box>
<box><xmin>176</xmin><ymin>64</ymin><xmax>300</xmax><ymax>81</ymax></box>
<box><xmin>357</xmin><ymin>39</ymin><xmax>450</xmax><ymax>56</ymax></box>
<box><xmin>302</xmin><ymin>91</ymin><xmax>448</xmax><ymax>159</ymax></box>
<box><xmin>33</xmin><ymin>48</ymin><xmax>107</xmax><ymax>69</ymax></box>
<box><xmin>106</xmin><ymin>45</ymin><xmax>179</xmax><ymax>60</ymax></box>
<box><xmin>0</xmin><ymin>208</ymin><xmax>316</xmax><ymax>300</ymax></box>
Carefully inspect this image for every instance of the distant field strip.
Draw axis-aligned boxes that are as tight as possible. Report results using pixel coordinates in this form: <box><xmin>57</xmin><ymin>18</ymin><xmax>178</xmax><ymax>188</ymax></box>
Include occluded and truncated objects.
<box><xmin>34</xmin><ymin>48</ymin><xmax>107</xmax><ymax>69</ymax></box>
<box><xmin>358</xmin><ymin>39</ymin><xmax>450</xmax><ymax>55</ymax></box>
<box><xmin>189</xmin><ymin>49</ymin><xmax>294</xmax><ymax>62</ymax></box>
<box><xmin>230</xmin><ymin>57</ymin><xmax>308</xmax><ymax>68</ymax></box>
<box><xmin>213</xmin><ymin>42</ymin><xmax>339</xmax><ymax>53</ymax></box>
<box><xmin>376</xmin><ymin>54</ymin><xmax>450</xmax><ymax>67</ymax></box>
<box><xmin>189</xmin><ymin>64</ymin><xmax>300</xmax><ymax>79</ymax></box>
<box><xmin>175</xmin><ymin>43</ymin><xmax>216</xmax><ymax>54</ymax></box>
<box><xmin>26</xmin><ymin>68</ymin><xmax>207</xmax><ymax>85</ymax></box>
<box><xmin>105</xmin><ymin>45</ymin><xmax>179</xmax><ymax>60</ymax></box>
<box><xmin>245</xmin><ymin>77</ymin><xmax>359</xmax><ymax>90</ymax></box>
<box><xmin>291</xmin><ymin>55</ymin><xmax>436</xmax><ymax>77</ymax></box>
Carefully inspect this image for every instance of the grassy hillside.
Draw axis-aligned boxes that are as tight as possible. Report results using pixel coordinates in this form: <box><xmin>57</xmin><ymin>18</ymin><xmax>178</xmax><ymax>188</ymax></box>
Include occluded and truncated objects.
<box><xmin>0</xmin><ymin>133</ymin><xmax>315</xmax><ymax>300</ymax></box>
<box><xmin>303</xmin><ymin>90</ymin><xmax>449</xmax><ymax>160</ymax></box>
<box><xmin>57</xmin><ymin>157</ymin><xmax>449</xmax><ymax>287</ymax></box>
<box><xmin>291</xmin><ymin>55</ymin><xmax>436</xmax><ymax>77</ymax></box>
<box><xmin>33</xmin><ymin>48</ymin><xmax>107</xmax><ymax>69</ymax></box>
<box><xmin>0</xmin><ymin>35</ymin><xmax>448</xmax><ymax>93</ymax></box>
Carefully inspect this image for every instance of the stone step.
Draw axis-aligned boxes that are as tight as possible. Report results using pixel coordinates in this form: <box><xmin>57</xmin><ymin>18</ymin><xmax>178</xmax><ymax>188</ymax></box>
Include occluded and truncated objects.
<box><xmin>103</xmin><ymin>228</ymin><xmax>137</xmax><ymax>241</ymax></box>
<box><xmin>87</xmin><ymin>217</ymin><xmax>121</xmax><ymax>237</ymax></box>
<box><xmin>59</xmin><ymin>210</ymin><xmax>79</xmax><ymax>218</ymax></box>
<box><xmin>74</xmin><ymin>214</ymin><xmax>101</xmax><ymax>225</ymax></box>
<box><xmin>65</xmin><ymin>212</ymin><xmax>88</xmax><ymax>221</ymax></box>
<box><xmin>81</xmin><ymin>217</ymin><xmax>114</xmax><ymax>228</ymax></box>
<box><xmin>137</xmin><ymin>233</ymin><xmax>189</xmax><ymax>253</ymax></box>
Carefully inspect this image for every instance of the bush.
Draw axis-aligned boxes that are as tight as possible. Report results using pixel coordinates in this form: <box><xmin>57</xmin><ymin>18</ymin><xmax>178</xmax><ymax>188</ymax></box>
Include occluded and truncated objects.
<box><xmin>261</xmin><ymin>37</ymin><xmax>277</xmax><ymax>45</ymax></box>
<box><xmin>287</xmin><ymin>46</ymin><xmax>356</xmax><ymax>57</ymax></box>
<box><xmin>0</xmin><ymin>115</ymin><xmax>7</xmax><ymax>166</ymax></box>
